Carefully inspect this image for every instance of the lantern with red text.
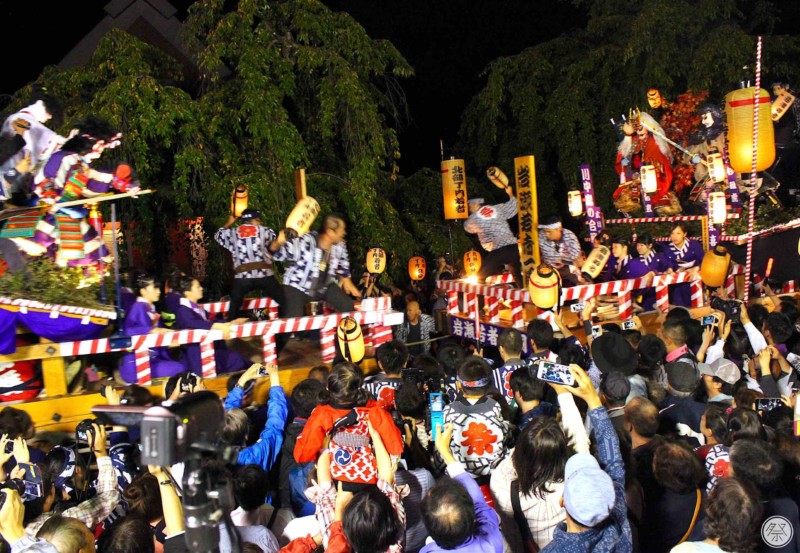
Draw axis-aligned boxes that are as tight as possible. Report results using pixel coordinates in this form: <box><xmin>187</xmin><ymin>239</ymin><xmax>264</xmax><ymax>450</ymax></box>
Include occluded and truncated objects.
<box><xmin>724</xmin><ymin>86</ymin><xmax>776</xmax><ymax>173</ymax></box>
<box><xmin>568</xmin><ymin>190</ymin><xmax>583</xmax><ymax>217</ymax></box>
<box><xmin>367</xmin><ymin>248</ymin><xmax>386</xmax><ymax>275</ymax></box>
<box><xmin>707</xmin><ymin>153</ymin><xmax>727</xmax><ymax>184</ymax></box>
<box><xmin>230</xmin><ymin>184</ymin><xmax>249</xmax><ymax>217</ymax></box>
<box><xmin>463</xmin><ymin>250</ymin><xmax>482</xmax><ymax>276</ymax></box>
<box><xmin>408</xmin><ymin>256</ymin><xmax>426</xmax><ymax>281</ymax></box>
<box><xmin>641</xmin><ymin>164</ymin><xmax>657</xmax><ymax>194</ymax></box>
<box><xmin>441</xmin><ymin>159</ymin><xmax>469</xmax><ymax>220</ymax></box>
<box><xmin>708</xmin><ymin>192</ymin><xmax>727</xmax><ymax>225</ymax></box>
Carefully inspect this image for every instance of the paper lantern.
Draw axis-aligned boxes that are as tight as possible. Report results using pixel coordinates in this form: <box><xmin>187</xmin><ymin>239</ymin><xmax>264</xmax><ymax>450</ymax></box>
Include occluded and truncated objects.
<box><xmin>285</xmin><ymin>197</ymin><xmax>320</xmax><ymax>240</ymax></box>
<box><xmin>647</xmin><ymin>89</ymin><xmax>664</xmax><ymax>109</ymax></box>
<box><xmin>409</xmin><ymin>256</ymin><xmax>426</xmax><ymax>281</ymax></box>
<box><xmin>441</xmin><ymin>159</ymin><xmax>468</xmax><ymax>220</ymax></box>
<box><xmin>337</xmin><ymin>316</ymin><xmax>365</xmax><ymax>363</ymax></box>
<box><xmin>486</xmin><ymin>166</ymin><xmax>509</xmax><ymax>189</ymax></box>
<box><xmin>640</xmin><ymin>164</ymin><xmax>657</xmax><ymax>194</ymax></box>
<box><xmin>528</xmin><ymin>264</ymin><xmax>561</xmax><ymax>310</ymax></box>
<box><xmin>463</xmin><ymin>250</ymin><xmax>482</xmax><ymax>276</ymax></box>
<box><xmin>230</xmin><ymin>184</ymin><xmax>248</xmax><ymax>217</ymax></box>
<box><xmin>724</xmin><ymin>87</ymin><xmax>775</xmax><ymax>173</ymax></box>
<box><xmin>700</xmin><ymin>245</ymin><xmax>731</xmax><ymax>288</ymax></box>
<box><xmin>707</xmin><ymin>153</ymin><xmax>727</xmax><ymax>184</ymax></box>
<box><xmin>367</xmin><ymin>248</ymin><xmax>386</xmax><ymax>274</ymax></box>
<box><xmin>581</xmin><ymin>246</ymin><xmax>611</xmax><ymax>282</ymax></box>
<box><xmin>568</xmin><ymin>190</ymin><xmax>583</xmax><ymax>217</ymax></box>
<box><xmin>708</xmin><ymin>192</ymin><xmax>727</xmax><ymax>225</ymax></box>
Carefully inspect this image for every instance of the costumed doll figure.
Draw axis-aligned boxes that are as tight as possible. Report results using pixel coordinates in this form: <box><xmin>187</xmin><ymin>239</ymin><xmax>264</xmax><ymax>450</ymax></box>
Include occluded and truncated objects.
<box><xmin>120</xmin><ymin>274</ymin><xmax>186</xmax><ymax>384</ymax></box>
<box><xmin>173</xmin><ymin>275</ymin><xmax>249</xmax><ymax>375</ymax></box>
<box><xmin>294</xmin><ymin>362</ymin><xmax>404</xmax><ymax>490</ymax></box>
<box><xmin>666</xmin><ymin>222</ymin><xmax>704</xmax><ymax>307</ymax></box>
<box><xmin>635</xmin><ymin>233</ymin><xmax>673</xmax><ymax>310</ymax></box>
<box><xmin>0</xmin><ymin>118</ymin><xmax>138</xmax><ymax>266</ymax></box>
<box><xmin>614</xmin><ymin>111</ymin><xmax>675</xmax><ymax>213</ymax></box>
<box><xmin>685</xmin><ymin>103</ymin><xmax>735</xmax><ymax>207</ymax></box>
<box><xmin>0</xmin><ymin>88</ymin><xmax>65</xmax><ymax>191</ymax></box>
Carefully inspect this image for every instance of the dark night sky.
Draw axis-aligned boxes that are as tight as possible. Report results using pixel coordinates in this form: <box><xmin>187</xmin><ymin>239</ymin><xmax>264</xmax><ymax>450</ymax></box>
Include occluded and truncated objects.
<box><xmin>1</xmin><ymin>0</ymin><xmax>582</xmax><ymax>175</ymax></box>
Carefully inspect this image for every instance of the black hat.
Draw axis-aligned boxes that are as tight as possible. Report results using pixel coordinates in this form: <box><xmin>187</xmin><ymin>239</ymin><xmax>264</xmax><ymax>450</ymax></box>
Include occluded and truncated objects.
<box><xmin>591</xmin><ymin>333</ymin><xmax>637</xmax><ymax>376</ymax></box>
<box><xmin>600</xmin><ymin>371</ymin><xmax>631</xmax><ymax>402</ymax></box>
<box><xmin>666</xmin><ymin>361</ymin><xmax>698</xmax><ymax>393</ymax></box>
<box><xmin>240</xmin><ymin>209</ymin><xmax>262</xmax><ymax>222</ymax></box>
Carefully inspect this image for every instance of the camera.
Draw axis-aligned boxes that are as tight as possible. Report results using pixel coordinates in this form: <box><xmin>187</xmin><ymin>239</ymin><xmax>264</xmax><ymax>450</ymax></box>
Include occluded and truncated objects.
<box><xmin>622</xmin><ymin>320</ymin><xmax>636</xmax><ymax>330</ymax></box>
<box><xmin>401</xmin><ymin>368</ymin><xmax>425</xmax><ymax>383</ymax></box>
<box><xmin>710</xmin><ymin>296</ymin><xmax>741</xmax><ymax>322</ymax></box>
<box><xmin>75</xmin><ymin>418</ymin><xmax>97</xmax><ymax>443</ymax></box>
<box><xmin>257</xmin><ymin>364</ymin><xmax>269</xmax><ymax>377</ymax></box>
<box><xmin>4</xmin><ymin>440</ymin><xmax>14</xmax><ymax>454</ymax></box>
<box><xmin>181</xmin><ymin>373</ymin><xmax>200</xmax><ymax>394</ymax></box>
<box><xmin>93</xmin><ymin>391</ymin><xmax>223</xmax><ymax>466</ymax></box>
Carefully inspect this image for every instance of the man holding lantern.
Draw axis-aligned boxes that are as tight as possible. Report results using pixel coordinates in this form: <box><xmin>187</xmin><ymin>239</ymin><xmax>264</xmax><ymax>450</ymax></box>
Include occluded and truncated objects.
<box><xmin>214</xmin><ymin>208</ymin><xmax>285</xmax><ymax>321</ymax></box>
<box><xmin>463</xmin><ymin>183</ymin><xmax>522</xmax><ymax>287</ymax></box>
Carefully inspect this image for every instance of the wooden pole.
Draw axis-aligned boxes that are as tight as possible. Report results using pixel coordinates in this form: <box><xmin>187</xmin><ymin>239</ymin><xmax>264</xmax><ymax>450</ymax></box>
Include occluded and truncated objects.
<box><xmin>294</xmin><ymin>169</ymin><xmax>307</xmax><ymax>201</ymax></box>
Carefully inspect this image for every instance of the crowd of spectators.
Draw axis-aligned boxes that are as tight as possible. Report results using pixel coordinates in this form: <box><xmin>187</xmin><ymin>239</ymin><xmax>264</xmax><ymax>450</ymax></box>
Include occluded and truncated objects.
<box><xmin>1</xmin><ymin>288</ymin><xmax>800</xmax><ymax>553</ymax></box>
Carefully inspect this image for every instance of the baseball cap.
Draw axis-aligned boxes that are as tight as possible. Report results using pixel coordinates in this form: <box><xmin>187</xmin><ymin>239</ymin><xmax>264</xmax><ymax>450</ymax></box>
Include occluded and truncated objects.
<box><xmin>698</xmin><ymin>358</ymin><xmax>740</xmax><ymax>386</ymax></box>
<box><xmin>240</xmin><ymin>208</ymin><xmax>262</xmax><ymax>222</ymax></box>
<box><xmin>600</xmin><ymin>371</ymin><xmax>631</xmax><ymax>403</ymax></box>
<box><xmin>666</xmin><ymin>361</ymin><xmax>698</xmax><ymax>393</ymax></box>
<box><xmin>563</xmin><ymin>453</ymin><xmax>615</xmax><ymax>527</ymax></box>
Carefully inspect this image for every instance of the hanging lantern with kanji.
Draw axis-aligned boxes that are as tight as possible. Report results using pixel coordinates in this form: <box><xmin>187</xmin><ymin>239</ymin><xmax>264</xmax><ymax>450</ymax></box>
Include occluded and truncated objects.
<box><xmin>640</xmin><ymin>164</ymin><xmax>658</xmax><ymax>194</ymax></box>
<box><xmin>230</xmin><ymin>183</ymin><xmax>249</xmax><ymax>217</ymax></box>
<box><xmin>408</xmin><ymin>256</ymin><xmax>426</xmax><ymax>281</ymax></box>
<box><xmin>724</xmin><ymin>86</ymin><xmax>776</xmax><ymax>173</ymax></box>
<box><xmin>463</xmin><ymin>250</ymin><xmax>482</xmax><ymax>275</ymax></box>
<box><xmin>706</xmin><ymin>153</ymin><xmax>727</xmax><ymax>184</ymax></box>
<box><xmin>708</xmin><ymin>192</ymin><xmax>727</xmax><ymax>225</ymax></box>
<box><xmin>441</xmin><ymin>158</ymin><xmax>469</xmax><ymax>220</ymax></box>
<box><xmin>568</xmin><ymin>190</ymin><xmax>583</xmax><ymax>217</ymax></box>
<box><xmin>366</xmin><ymin>248</ymin><xmax>386</xmax><ymax>274</ymax></box>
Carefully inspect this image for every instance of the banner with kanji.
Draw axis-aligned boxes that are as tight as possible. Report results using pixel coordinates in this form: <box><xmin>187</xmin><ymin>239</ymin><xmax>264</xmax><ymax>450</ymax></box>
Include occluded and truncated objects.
<box><xmin>441</xmin><ymin>159</ymin><xmax>469</xmax><ymax>220</ymax></box>
<box><xmin>579</xmin><ymin>164</ymin><xmax>604</xmax><ymax>241</ymax></box>
<box><xmin>449</xmin><ymin>315</ymin><xmax>531</xmax><ymax>355</ymax></box>
<box><xmin>515</xmin><ymin>155</ymin><xmax>538</xmax><ymax>280</ymax></box>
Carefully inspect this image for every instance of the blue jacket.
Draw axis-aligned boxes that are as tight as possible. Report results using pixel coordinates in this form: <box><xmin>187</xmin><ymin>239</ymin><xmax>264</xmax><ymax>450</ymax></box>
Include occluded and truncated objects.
<box><xmin>232</xmin><ymin>385</ymin><xmax>288</xmax><ymax>471</ymax></box>
<box><xmin>541</xmin><ymin>406</ymin><xmax>633</xmax><ymax>553</ymax></box>
<box><xmin>420</xmin><ymin>462</ymin><xmax>503</xmax><ymax>553</ymax></box>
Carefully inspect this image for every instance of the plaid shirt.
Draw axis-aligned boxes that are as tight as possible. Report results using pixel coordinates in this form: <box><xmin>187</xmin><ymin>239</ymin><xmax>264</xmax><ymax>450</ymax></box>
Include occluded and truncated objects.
<box><xmin>463</xmin><ymin>198</ymin><xmax>518</xmax><ymax>251</ymax></box>
<box><xmin>214</xmin><ymin>224</ymin><xmax>276</xmax><ymax>279</ymax></box>
<box><xmin>26</xmin><ymin>455</ymin><xmax>120</xmax><ymax>536</ymax></box>
<box><xmin>537</xmin><ymin>227</ymin><xmax>582</xmax><ymax>266</ymax></box>
<box><xmin>272</xmin><ymin>232</ymin><xmax>351</xmax><ymax>296</ymax></box>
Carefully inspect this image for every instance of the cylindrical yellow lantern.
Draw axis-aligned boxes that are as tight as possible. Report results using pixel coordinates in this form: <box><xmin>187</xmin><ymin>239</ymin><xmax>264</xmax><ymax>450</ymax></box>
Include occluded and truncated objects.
<box><xmin>568</xmin><ymin>190</ymin><xmax>583</xmax><ymax>217</ymax></box>
<box><xmin>231</xmin><ymin>184</ymin><xmax>249</xmax><ymax>217</ymax></box>
<box><xmin>337</xmin><ymin>316</ymin><xmax>365</xmax><ymax>363</ymax></box>
<box><xmin>724</xmin><ymin>87</ymin><xmax>776</xmax><ymax>173</ymax></box>
<box><xmin>528</xmin><ymin>264</ymin><xmax>561</xmax><ymax>310</ymax></box>
<box><xmin>285</xmin><ymin>196</ymin><xmax>320</xmax><ymax>240</ymax></box>
<box><xmin>580</xmin><ymin>246</ymin><xmax>611</xmax><ymax>282</ymax></box>
<box><xmin>700</xmin><ymin>245</ymin><xmax>731</xmax><ymax>288</ymax></box>
<box><xmin>708</xmin><ymin>192</ymin><xmax>727</xmax><ymax>225</ymax></box>
<box><xmin>486</xmin><ymin>167</ymin><xmax>509</xmax><ymax>189</ymax></box>
<box><xmin>463</xmin><ymin>250</ymin><xmax>482</xmax><ymax>276</ymax></box>
<box><xmin>706</xmin><ymin>153</ymin><xmax>727</xmax><ymax>184</ymax></box>
<box><xmin>647</xmin><ymin>88</ymin><xmax>664</xmax><ymax>109</ymax></box>
<box><xmin>409</xmin><ymin>256</ymin><xmax>426</xmax><ymax>281</ymax></box>
<box><xmin>441</xmin><ymin>158</ymin><xmax>468</xmax><ymax>220</ymax></box>
<box><xmin>366</xmin><ymin>248</ymin><xmax>386</xmax><ymax>274</ymax></box>
<box><xmin>640</xmin><ymin>164</ymin><xmax>657</xmax><ymax>194</ymax></box>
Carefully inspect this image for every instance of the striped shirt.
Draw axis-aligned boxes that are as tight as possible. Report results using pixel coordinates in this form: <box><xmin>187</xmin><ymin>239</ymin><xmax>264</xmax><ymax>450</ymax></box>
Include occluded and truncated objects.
<box><xmin>272</xmin><ymin>231</ymin><xmax>351</xmax><ymax>296</ymax></box>
<box><xmin>464</xmin><ymin>198</ymin><xmax>518</xmax><ymax>251</ymax></box>
<box><xmin>214</xmin><ymin>224</ymin><xmax>276</xmax><ymax>279</ymax></box>
<box><xmin>538</xmin><ymin>227</ymin><xmax>582</xmax><ymax>266</ymax></box>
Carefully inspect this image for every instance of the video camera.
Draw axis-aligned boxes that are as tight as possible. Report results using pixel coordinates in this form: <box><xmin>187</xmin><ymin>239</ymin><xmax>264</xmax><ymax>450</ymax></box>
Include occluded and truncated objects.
<box><xmin>710</xmin><ymin>296</ymin><xmax>742</xmax><ymax>322</ymax></box>
<box><xmin>92</xmin><ymin>390</ymin><xmax>223</xmax><ymax>466</ymax></box>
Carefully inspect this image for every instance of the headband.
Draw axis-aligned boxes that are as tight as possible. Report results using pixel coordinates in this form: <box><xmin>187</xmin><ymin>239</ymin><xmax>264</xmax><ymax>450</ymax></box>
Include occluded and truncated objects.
<box><xmin>538</xmin><ymin>222</ymin><xmax>562</xmax><ymax>230</ymax></box>
<box><xmin>457</xmin><ymin>375</ymin><xmax>490</xmax><ymax>388</ymax></box>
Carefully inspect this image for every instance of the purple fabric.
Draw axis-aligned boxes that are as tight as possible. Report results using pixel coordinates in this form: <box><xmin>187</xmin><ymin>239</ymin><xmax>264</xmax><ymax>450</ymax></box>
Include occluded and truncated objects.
<box><xmin>175</xmin><ymin>300</ymin><xmax>247</xmax><ymax>374</ymax></box>
<box><xmin>0</xmin><ymin>309</ymin><xmax>17</xmax><ymax>354</ymax></box>
<box><xmin>120</xmin><ymin>299</ymin><xmax>185</xmax><ymax>383</ymax></box>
